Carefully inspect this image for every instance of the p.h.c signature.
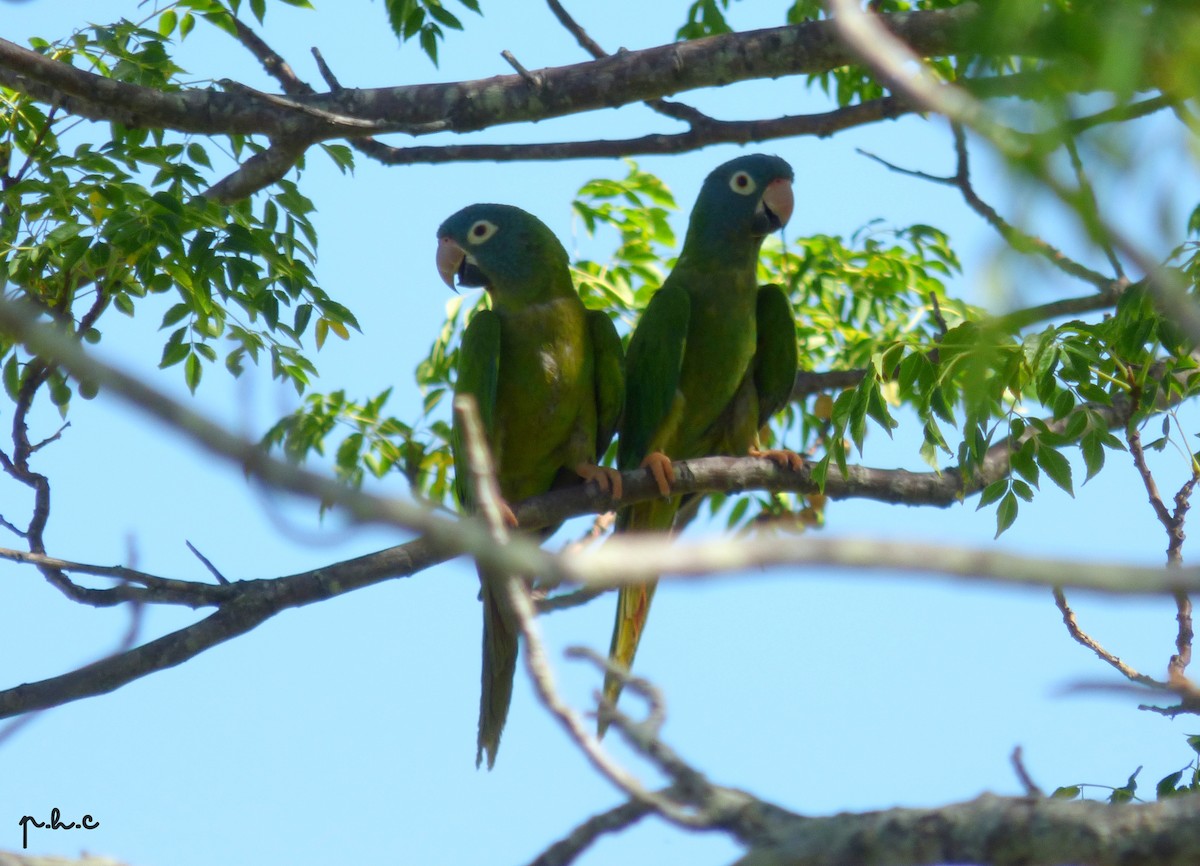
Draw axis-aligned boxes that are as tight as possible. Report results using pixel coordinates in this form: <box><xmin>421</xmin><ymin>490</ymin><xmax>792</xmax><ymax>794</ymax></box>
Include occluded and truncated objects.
<box><xmin>18</xmin><ymin>808</ymin><xmax>100</xmax><ymax>848</ymax></box>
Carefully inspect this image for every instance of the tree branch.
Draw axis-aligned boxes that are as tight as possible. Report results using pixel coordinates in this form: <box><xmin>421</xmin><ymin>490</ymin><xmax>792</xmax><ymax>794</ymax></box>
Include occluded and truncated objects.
<box><xmin>732</xmin><ymin>792</ymin><xmax>1200</xmax><ymax>866</ymax></box>
<box><xmin>1</xmin><ymin>292</ymin><xmax>1195</xmax><ymax>722</ymax></box>
<box><xmin>2</xmin><ymin>9</ymin><xmax>995</xmax><ymax>136</ymax></box>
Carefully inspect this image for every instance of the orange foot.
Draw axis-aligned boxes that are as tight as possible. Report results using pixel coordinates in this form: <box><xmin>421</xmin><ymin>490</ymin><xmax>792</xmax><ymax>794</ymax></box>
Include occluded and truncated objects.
<box><xmin>641</xmin><ymin>451</ymin><xmax>675</xmax><ymax>497</ymax></box>
<box><xmin>498</xmin><ymin>499</ymin><xmax>519</xmax><ymax>528</ymax></box>
<box><xmin>750</xmin><ymin>447</ymin><xmax>805</xmax><ymax>472</ymax></box>
<box><xmin>576</xmin><ymin>462</ymin><xmax>624</xmax><ymax>501</ymax></box>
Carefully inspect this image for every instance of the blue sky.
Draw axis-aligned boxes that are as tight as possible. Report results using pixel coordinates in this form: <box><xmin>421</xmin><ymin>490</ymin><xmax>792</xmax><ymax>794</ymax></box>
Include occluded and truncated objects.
<box><xmin>3</xmin><ymin>2</ymin><xmax>1199</xmax><ymax>865</ymax></box>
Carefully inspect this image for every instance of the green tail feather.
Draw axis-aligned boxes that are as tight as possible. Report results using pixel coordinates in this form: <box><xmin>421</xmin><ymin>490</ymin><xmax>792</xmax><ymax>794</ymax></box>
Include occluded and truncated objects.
<box><xmin>477</xmin><ymin>569</ymin><xmax>519</xmax><ymax>769</ymax></box>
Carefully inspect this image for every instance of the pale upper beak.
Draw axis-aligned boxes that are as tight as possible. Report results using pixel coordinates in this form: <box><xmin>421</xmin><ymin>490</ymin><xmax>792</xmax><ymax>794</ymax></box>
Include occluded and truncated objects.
<box><xmin>761</xmin><ymin>177</ymin><xmax>795</xmax><ymax>229</ymax></box>
<box><xmin>436</xmin><ymin>236</ymin><xmax>466</xmax><ymax>289</ymax></box>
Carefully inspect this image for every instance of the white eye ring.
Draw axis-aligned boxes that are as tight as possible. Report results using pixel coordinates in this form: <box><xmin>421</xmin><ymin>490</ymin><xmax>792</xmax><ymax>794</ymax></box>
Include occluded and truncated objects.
<box><xmin>466</xmin><ymin>220</ymin><xmax>499</xmax><ymax>244</ymax></box>
<box><xmin>729</xmin><ymin>171</ymin><xmax>756</xmax><ymax>196</ymax></box>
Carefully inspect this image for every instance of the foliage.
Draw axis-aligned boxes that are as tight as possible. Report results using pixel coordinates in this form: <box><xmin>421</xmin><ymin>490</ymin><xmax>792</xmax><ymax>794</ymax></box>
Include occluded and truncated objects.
<box><xmin>1052</xmin><ymin>735</ymin><xmax>1200</xmax><ymax>803</ymax></box>
<box><xmin>0</xmin><ymin>17</ymin><xmax>358</xmax><ymax>412</ymax></box>
<box><xmin>376</xmin><ymin>0</ymin><xmax>482</xmax><ymax>65</ymax></box>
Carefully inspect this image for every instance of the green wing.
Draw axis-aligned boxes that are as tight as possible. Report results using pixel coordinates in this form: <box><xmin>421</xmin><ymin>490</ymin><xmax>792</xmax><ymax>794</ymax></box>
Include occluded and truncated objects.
<box><xmin>617</xmin><ymin>284</ymin><xmax>690</xmax><ymax>470</ymax></box>
<box><xmin>753</xmin><ymin>283</ymin><xmax>798</xmax><ymax>429</ymax></box>
<box><xmin>588</xmin><ymin>309</ymin><xmax>625</xmax><ymax>459</ymax></box>
<box><xmin>452</xmin><ymin>309</ymin><xmax>502</xmax><ymax>510</ymax></box>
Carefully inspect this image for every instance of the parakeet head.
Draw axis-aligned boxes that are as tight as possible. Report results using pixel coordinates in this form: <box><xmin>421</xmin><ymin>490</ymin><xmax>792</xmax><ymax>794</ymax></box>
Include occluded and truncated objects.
<box><xmin>685</xmin><ymin>154</ymin><xmax>795</xmax><ymax>250</ymax></box>
<box><xmin>436</xmin><ymin>203</ymin><xmax>570</xmax><ymax>302</ymax></box>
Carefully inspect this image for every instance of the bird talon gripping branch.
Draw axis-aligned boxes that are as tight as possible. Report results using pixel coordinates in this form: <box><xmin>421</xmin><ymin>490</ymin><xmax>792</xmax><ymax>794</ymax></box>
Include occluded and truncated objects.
<box><xmin>576</xmin><ymin>462</ymin><xmax>623</xmax><ymax>501</ymax></box>
<box><xmin>749</xmin><ymin>447</ymin><xmax>805</xmax><ymax>472</ymax></box>
<box><xmin>640</xmin><ymin>451</ymin><xmax>676</xmax><ymax>497</ymax></box>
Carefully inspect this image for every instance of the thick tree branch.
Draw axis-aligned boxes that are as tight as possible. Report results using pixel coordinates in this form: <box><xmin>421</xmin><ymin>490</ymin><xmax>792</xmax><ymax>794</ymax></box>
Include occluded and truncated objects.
<box><xmin>732</xmin><ymin>792</ymin><xmax>1200</xmax><ymax>866</ymax></box>
<box><xmin>528</xmin><ymin>653</ymin><xmax>1200</xmax><ymax>866</ymax></box>
<box><xmin>2</xmin><ymin>9</ymin><xmax>995</xmax><ymax>137</ymax></box>
<box><xmin>0</xmin><ymin>537</ymin><xmax>448</xmax><ymax>719</ymax></box>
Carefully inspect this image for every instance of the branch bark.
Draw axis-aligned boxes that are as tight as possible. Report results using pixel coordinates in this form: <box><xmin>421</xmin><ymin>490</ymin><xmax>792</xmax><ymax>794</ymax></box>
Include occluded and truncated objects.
<box><xmin>0</xmin><ymin>8</ymin><xmax>993</xmax><ymax>138</ymax></box>
<box><xmin>732</xmin><ymin>792</ymin><xmax>1200</xmax><ymax>866</ymax></box>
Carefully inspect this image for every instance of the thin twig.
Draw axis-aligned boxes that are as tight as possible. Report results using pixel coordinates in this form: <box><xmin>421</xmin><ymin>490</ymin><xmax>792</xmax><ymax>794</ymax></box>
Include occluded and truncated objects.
<box><xmin>1062</xmin><ymin>135</ymin><xmax>1125</xmax><ymax>280</ymax></box>
<box><xmin>1127</xmin><ymin>423</ymin><xmax>1175</xmax><ymax>534</ymax></box>
<box><xmin>1052</xmin><ymin>587</ymin><xmax>1162</xmax><ymax>688</ymax></box>
<box><xmin>501</xmin><ymin>50</ymin><xmax>542</xmax><ymax>89</ymax></box>
<box><xmin>1010</xmin><ymin>746</ymin><xmax>1044</xmax><ymax>797</ymax></box>
<box><xmin>544</xmin><ymin>0</ymin><xmax>714</xmax><ymax>126</ymax></box>
<box><xmin>185</xmin><ymin>540</ymin><xmax>231</xmax><ymax>585</ymax></box>
<box><xmin>526</xmin><ymin>796</ymin><xmax>659</xmax><ymax>866</ymax></box>
<box><xmin>0</xmin><ymin>546</ymin><xmax>233</xmax><ymax>606</ymax></box>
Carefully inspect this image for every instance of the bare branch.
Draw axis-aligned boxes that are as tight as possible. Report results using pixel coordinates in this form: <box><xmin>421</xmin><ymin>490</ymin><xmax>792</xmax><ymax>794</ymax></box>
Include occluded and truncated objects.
<box><xmin>544</xmin><ymin>0</ymin><xmax>714</xmax><ymax>125</ymax></box>
<box><xmin>325</xmin><ymin>95</ymin><xmax>918</xmax><ymax>170</ymax></box>
<box><xmin>0</xmin><ymin>546</ymin><xmax>230</xmax><ymax>607</ymax></box>
<box><xmin>563</xmin><ymin>533</ymin><xmax>1200</xmax><ymax>597</ymax></box>
<box><xmin>185</xmin><ymin>541</ymin><xmax>231</xmax><ymax>586</ymax></box>
<box><xmin>859</xmin><ymin>125</ymin><xmax>1121</xmax><ymax>291</ymax></box>
<box><xmin>526</xmin><ymin>796</ymin><xmax>657</xmax><ymax>866</ymax></box>
<box><xmin>1052</xmin><ymin>587</ymin><xmax>1161</xmax><ymax>688</ymax></box>
<box><xmin>732</xmin><ymin>792</ymin><xmax>1200</xmax><ymax>866</ymax></box>
<box><xmin>204</xmin><ymin>136</ymin><xmax>309</xmax><ymax>203</ymax></box>
<box><xmin>1009</xmin><ymin>746</ymin><xmax>1044</xmax><ymax>798</ymax></box>
<box><xmin>993</xmin><ymin>286</ymin><xmax>1129</xmax><ymax>332</ymax></box>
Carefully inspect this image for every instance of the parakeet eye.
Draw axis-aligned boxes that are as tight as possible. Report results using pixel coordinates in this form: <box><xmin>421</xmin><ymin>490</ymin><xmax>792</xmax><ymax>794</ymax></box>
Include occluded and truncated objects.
<box><xmin>729</xmin><ymin>171</ymin><xmax>756</xmax><ymax>196</ymax></box>
<box><xmin>467</xmin><ymin>220</ymin><xmax>499</xmax><ymax>244</ymax></box>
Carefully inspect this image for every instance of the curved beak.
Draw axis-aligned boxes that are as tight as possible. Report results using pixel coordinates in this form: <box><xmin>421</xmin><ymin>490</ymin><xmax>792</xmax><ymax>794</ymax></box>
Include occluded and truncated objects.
<box><xmin>761</xmin><ymin>177</ymin><xmax>794</xmax><ymax>229</ymax></box>
<box><xmin>436</xmin><ymin>236</ymin><xmax>465</xmax><ymax>290</ymax></box>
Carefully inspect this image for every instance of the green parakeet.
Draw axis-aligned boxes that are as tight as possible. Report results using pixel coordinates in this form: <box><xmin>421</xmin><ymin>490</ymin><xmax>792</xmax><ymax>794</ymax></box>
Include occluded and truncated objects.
<box><xmin>602</xmin><ymin>154</ymin><xmax>800</xmax><ymax>726</ymax></box>
<box><xmin>436</xmin><ymin>203</ymin><xmax>625</xmax><ymax>768</ymax></box>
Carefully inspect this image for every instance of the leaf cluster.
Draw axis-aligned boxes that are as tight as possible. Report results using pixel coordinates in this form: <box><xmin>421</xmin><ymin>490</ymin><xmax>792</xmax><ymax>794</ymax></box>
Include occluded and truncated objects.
<box><xmin>1052</xmin><ymin>735</ymin><xmax>1200</xmax><ymax>803</ymax></box>
<box><xmin>1</xmin><ymin>19</ymin><xmax>360</xmax><ymax>419</ymax></box>
<box><xmin>377</xmin><ymin>0</ymin><xmax>482</xmax><ymax>66</ymax></box>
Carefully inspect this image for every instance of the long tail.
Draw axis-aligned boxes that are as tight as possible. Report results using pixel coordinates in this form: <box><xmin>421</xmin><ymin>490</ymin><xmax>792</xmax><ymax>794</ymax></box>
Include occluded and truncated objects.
<box><xmin>600</xmin><ymin>496</ymin><xmax>678</xmax><ymax>736</ymax></box>
<box><xmin>477</xmin><ymin>568</ymin><xmax>519</xmax><ymax>769</ymax></box>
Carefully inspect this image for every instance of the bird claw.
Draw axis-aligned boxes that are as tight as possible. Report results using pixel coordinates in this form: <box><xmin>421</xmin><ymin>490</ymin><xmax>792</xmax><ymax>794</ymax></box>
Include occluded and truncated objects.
<box><xmin>640</xmin><ymin>451</ymin><xmax>675</xmax><ymax>497</ymax></box>
<box><xmin>576</xmin><ymin>462</ymin><xmax>623</xmax><ymax>500</ymax></box>
<box><xmin>750</xmin><ymin>447</ymin><xmax>805</xmax><ymax>472</ymax></box>
<box><xmin>499</xmin><ymin>500</ymin><xmax>519</xmax><ymax>528</ymax></box>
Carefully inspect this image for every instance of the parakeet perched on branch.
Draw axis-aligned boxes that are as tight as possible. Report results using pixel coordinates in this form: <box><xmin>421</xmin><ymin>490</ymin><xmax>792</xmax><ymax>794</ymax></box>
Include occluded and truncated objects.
<box><xmin>436</xmin><ymin>203</ymin><xmax>624</xmax><ymax>767</ymax></box>
<box><xmin>602</xmin><ymin>154</ymin><xmax>800</xmax><ymax>728</ymax></box>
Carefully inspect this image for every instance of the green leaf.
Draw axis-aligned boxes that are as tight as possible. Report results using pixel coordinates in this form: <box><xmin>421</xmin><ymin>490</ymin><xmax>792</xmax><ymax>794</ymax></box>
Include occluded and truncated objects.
<box><xmin>1157</xmin><ymin>770</ymin><xmax>1185</xmax><ymax>799</ymax></box>
<box><xmin>1081</xmin><ymin>432</ymin><xmax>1106</xmax><ymax>482</ymax></box>
<box><xmin>158</xmin><ymin>10</ymin><xmax>178</xmax><ymax>36</ymax></box>
<box><xmin>426</xmin><ymin>3</ymin><xmax>463</xmax><ymax>29</ymax></box>
<box><xmin>1010</xmin><ymin>440</ymin><xmax>1039</xmax><ymax>487</ymax></box>
<box><xmin>977</xmin><ymin>479</ymin><xmax>1007</xmax><ymax>509</ymax></box>
<box><xmin>1037</xmin><ymin>445</ymin><xmax>1074</xmax><ymax>496</ymax></box>
<box><xmin>161</xmin><ymin>303</ymin><xmax>191</xmax><ymax>328</ymax></box>
<box><xmin>3</xmin><ymin>355</ymin><xmax>20</xmax><ymax>401</ymax></box>
<box><xmin>1011</xmin><ymin>479</ymin><xmax>1035</xmax><ymax>502</ymax></box>
<box><xmin>727</xmin><ymin>496</ymin><xmax>751</xmax><ymax>528</ymax></box>
<box><xmin>160</xmin><ymin>340</ymin><xmax>189</xmax><ymax>369</ymax></box>
<box><xmin>185</xmin><ymin>352</ymin><xmax>202</xmax><ymax>393</ymax></box>
<box><xmin>1110</xmin><ymin>767</ymin><xmax>1141</xmax><ymax>804</ymax></box>
<box><xmin>995</xmin><ymin>490</ymin><xmax>1018</xmax><ymax>538</ymax></box>
<box><xmin>1051</xmin><ymin>786</ymin><xmax>1081</xmax><ymax>800</ymax></box>
<box><xmin>187</xmin><ymin>142</ymin><xmax>212</xmax><ymax>168</ymax></box>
